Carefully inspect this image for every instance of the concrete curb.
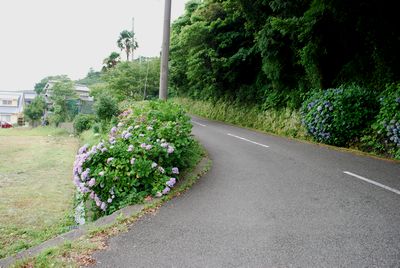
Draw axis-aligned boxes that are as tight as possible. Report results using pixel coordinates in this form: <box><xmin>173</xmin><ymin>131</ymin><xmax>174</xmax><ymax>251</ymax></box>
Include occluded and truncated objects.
<box><xmin>0</xmin><ymin>156</ymin><xmax>210</xmax><ymax>268</ymax></box>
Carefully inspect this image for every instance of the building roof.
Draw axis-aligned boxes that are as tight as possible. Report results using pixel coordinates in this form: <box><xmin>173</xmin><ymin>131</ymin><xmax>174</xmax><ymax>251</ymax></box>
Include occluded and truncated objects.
<box><xmin>44</xmin><ymin>81</ymin><xmax>93</xmax><ymax>102</ymax></box>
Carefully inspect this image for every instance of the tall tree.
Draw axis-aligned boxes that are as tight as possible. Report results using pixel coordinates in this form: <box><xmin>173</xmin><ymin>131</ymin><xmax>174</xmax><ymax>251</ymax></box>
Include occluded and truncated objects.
<box><xmin>23</xmin><ymin>96</ymin><xmax>46</xmax><ymax>126</ymax></box>
<box><xmin>117</xmin><ymin>30</ymin><xmax>138</xmax><ymax>61</ymax></box>
<box><xmin>49</xmin><ymin>80</ymin><xmax>78</xmax><ymax>125</ymax></box>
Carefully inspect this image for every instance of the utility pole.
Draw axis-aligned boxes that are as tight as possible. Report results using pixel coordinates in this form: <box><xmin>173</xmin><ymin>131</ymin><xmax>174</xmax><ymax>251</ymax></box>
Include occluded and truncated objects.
<box><xmin>159</xmin><ymin>0</ymin><xmax>172</xmax><ymax>100</ymax></box>
<box><xmin>143</xmin><ymin>60</ymin><xmax>150</xmax><ymax>100</ymax></box>
<box><xmin>131</xmin><ymin>17</ymin><xmax>135</xmax><ymax>61</ymax></box>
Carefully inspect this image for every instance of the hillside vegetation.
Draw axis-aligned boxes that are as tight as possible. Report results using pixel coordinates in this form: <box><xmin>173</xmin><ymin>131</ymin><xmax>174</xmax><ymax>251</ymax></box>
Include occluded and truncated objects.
<box><xmin>170</xmin><ymin>0</ymin><xmax>400</xmax><ymax>159</ymax></box>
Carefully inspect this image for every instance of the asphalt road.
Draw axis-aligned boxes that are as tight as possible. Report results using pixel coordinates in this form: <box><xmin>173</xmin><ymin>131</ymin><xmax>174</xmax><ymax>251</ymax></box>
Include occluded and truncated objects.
<box><xmin>94</xmin><ymin>116</ymin><xmax>400</xmax><ymax>267</ymax></box>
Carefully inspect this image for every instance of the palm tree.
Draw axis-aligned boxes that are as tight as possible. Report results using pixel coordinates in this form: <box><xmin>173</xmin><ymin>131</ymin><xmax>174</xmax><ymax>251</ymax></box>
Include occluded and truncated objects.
<box><xmin>117</xmin><ymin>30</ymin><xmax>139</xmax><ymax>61</ymax></box>
<box><xmin>102</xmin><ymin>52</ymin><xmax>121</xmax><ymax>71</ymax></box>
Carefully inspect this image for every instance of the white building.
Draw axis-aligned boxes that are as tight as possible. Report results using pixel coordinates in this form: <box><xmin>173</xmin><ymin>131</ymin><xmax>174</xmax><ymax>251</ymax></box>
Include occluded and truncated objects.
<box><xmin>0</xmin><ymin>91</ymin><xmax>25</xmax><ymax>124</ymax></box>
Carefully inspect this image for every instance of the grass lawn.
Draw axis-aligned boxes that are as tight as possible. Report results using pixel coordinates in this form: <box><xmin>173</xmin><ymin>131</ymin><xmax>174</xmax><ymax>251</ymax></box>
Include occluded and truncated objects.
<box><xmin>0</xmin><ymin>127</ymin><xmax>79</xmax><ymax>258</ymax></box>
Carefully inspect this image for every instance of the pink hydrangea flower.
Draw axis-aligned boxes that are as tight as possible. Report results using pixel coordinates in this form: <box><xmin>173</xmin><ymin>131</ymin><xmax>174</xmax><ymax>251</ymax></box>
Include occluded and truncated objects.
<box><xmin>88</xmin><ymin>178</ymin><xmax>96</xmax><ymax>187</ymax></box>
<box><xmin>162</xmin><ymin>186</ymin><xmax>170</xmax><ymax>195</ymax></box>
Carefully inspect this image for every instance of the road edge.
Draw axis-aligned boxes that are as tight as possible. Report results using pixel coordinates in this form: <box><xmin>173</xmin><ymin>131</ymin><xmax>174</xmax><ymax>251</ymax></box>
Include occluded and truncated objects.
<box><xmin>0</xmin><ymin>154</ymin><xmax>212</xmax><ymax>268</ymax></box>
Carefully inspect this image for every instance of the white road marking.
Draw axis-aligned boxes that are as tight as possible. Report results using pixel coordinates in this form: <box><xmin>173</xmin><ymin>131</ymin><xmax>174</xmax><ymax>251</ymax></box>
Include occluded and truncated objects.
<box><xmin>343</xmin><ymin>171</ymin><xmax>400</xmax><ymax>195</ymax></box>
<box><xmin>227</xmin><ymin>133</ymin><xmax>270</xmax><ymax>148</ymax></box>
<box><xmin>192</xmin><ymin>121</ymin><xmax>206</xmax><ymax>127</ymax></box>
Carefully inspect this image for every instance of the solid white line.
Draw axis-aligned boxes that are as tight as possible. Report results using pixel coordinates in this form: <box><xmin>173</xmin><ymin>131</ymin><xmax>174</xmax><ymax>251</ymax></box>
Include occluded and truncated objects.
<box><xmin>227</xmin><ymin>133</ymin><xmax>270</xmax><ymax>148</ymax></box>
<box><xmin>192</xmin><ymin>121</ymin><xmax>206</xmax><ymax>127</ymax></box>
<box><xmin>343</xmin><ymin>171</ymin><xmax>400</xmax><ymax>195</ymax></box>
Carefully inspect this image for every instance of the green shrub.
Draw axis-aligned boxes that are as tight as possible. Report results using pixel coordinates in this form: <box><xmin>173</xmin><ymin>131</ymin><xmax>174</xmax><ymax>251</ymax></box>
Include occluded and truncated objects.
<box><xmin>93</xmin><ymin>94</ymin><xmax>119</xmax><ymax>122</ymax></box>
<box><xmin>73</xmin><ymin>101</ymin><xmax>198</xmax><ymax>217</ymax></box>
<box><xmin>92</xmin><ymin>123</ymin><xmax>100</xmax><ymax>134</ymax></box>
<box><xmin>372</xmin><ymin>83</ymin><xmax>400</xmax><ymax>158</ymax></box>
<box><xmin>301</xmin><ymin>85</ymin><xmax>377</xmax><ymax>146</ymax></box>
<box><xmin>174</xmin><ymin>97</ymin><xmax>307</xmax><ymax>138</ymax></box>
<box><xmin>73</xmin><ymin>114</ymin><xmax>96</xmax><ymax>134</ymax></box>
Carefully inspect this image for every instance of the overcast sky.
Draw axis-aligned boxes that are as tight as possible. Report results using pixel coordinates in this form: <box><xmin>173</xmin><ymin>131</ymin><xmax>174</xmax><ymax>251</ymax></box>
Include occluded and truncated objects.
<box><xmin>0</xmin><ymin>0</ymin><xmax>188</xmax><ymax>91</ymax></box>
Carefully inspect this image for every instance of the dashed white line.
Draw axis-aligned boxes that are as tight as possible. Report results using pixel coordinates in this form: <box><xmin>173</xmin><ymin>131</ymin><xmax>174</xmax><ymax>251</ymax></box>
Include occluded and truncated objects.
<box><xmin>192</xmin><ymin>121</ymin><xmax>206</xmax><ymax>127</ymax></box>
<box><xmin>227</xmin><ymin>133</ymin><xmax>270</xmax><ymax>148</ymax></box>
<box><xmin>343</xmin><ymin>171</ymin><xmax>400</xmax><ymax>195</ymax></box>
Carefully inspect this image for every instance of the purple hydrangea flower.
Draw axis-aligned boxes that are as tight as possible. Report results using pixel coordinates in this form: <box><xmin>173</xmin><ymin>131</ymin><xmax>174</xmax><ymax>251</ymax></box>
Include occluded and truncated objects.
<box><xmin>81</xmin><ymin>168</ymin><xmax>90</xmax><ymax>181</ymax></box>
<box><xmin>161</xmin><ymin>142</ymin><xmax>168</xmax><ymax>148</ymax></box>
<box><xmin>73</xmin><ymin>176</ymin><xmax>80</xmax><ymax>187</ymax></box>
<box><xmin>172</xmin><ymin>167</ymin><xmax>179</xmax><ymax>174</ymax></box>
<box><xmin>96</xmin><ymin>142</ymin><xmax>104</xmax><ymax>150</ymax></box>
<box><xmin>78</xmin><ymin>144</ymin><xmax>89</xmax><ymax>154</ymax></box>
<box><xmin>89</xmin><ymin>191</ymin><xmax>95</xmax><ymax>199</ymax></box>
<box><xmin>162</xmin><ymin>186</ymin><xmax>170</xmax><ymax>195</ymax></box>
<box><xmin>95</xmin><ymin>196</ymin><xmax>101</xmax><ymax>206</ymax></box>
<box><xmin>107</xmin><ymin>198</ymin><xmax>112</xmax><ymax>203</ymax></box>
<box><xmin>110</xmin><ymin>127</ymin><xmax>118</xmax><ymax>136</ymax></box>
<box><xmin>140</xmin><ymin>143</ymin><xmax>147</xmax><ymax>149</ymax></box>
<box><xmin>89</xmin><ymin>145</ymin><xmax>98</xmax><ymax>155</ymax></box>
<box><xmin>167</xmin><ymin>146</ymin><xmax>174</xmax><ymax>154</ymax></box>
<box><xmin>88</xmin><ymin>178</ymin><xmax>96</xmax><ymax>187</ymax></box>
<box><xmin>100</xmin><ymin>202</ymin><xmax>107</xmax><ymax>211</ymax></box>
<box><xmin>152</xmin><ymin>162</ymin><xmax>158</xmax><ymax>168</ymax></box>
<box><xmin>130</xmin><ymin>158</ymin><xmax>136</xmax><ymax>165</ymax></box>
<box><xmin>101</xmin><ymin>147</ymin><xmax>108</xmax><ymax>153</ymax></box>
<box><xmin>158</xmin><ymin>166</ymin><xmax>165</xmax><ymax>174</ymax></box>
<box><xmin>109</xmin><ymin>137</ymin><xmax>116</xmax><ymax>145</ymax></box>
<box><xmin>166</xmin><ymin>177</ymin><xmax>176</xmax><ymax>188</ymax></box>
<box><xmin>124</xmin><ymin>132</ymin><xmax>132</xmax><ymax>139</ymax></box>
<box><xmin>107</xmin><ymin>157</ymin><xmax>114</xmax><ymax>164</ymax></box>
<box><xmin>146</xmin><ymin>145</ymin><xmax>152</xmax><ymax>150</ymax></box>
<box><xmin>128</xmin><ymin>145</ymin><xmax>134</xmax><ymax>152</ymax></box>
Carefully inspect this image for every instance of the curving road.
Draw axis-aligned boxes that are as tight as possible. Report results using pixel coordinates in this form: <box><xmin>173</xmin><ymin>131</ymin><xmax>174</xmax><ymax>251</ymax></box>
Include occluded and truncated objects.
<box><xmin>94</xmin><ymin>116</ymin><xmax>400</xmax><ymax>267</ymax></box>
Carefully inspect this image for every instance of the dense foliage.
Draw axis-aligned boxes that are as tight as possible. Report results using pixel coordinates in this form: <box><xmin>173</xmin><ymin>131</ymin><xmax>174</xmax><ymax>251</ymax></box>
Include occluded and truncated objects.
<box><xmin>23</xmin><ymin>96</ymin><xmax>46</xmax><ymax>125</ymax></box>
<box><xmin>170</xmin><ymin>0</ymin><xmax>399</xmax><ymax>107</ymax></box>
<box><xmin>102</xmin><ymin>58</ymin><xmax>160</xmax><ymax>101</ymax></box>
<box><xmin>301</xmin><ymin>86</ymin><xmax>377</xmax><ymax>146</ymax></box>
<box><xmin>73</xmin><ymin>114</ymin><xmax>96</xmax><ymax>134</ymax></box>
<box><xmin>170</xmin><ymin>0</ymin><xmax>400</xmax><ymax>158</ymax></box>
<box><xmin>73</xmin><ymin>101</ymin><xmax>198</xmax><ymax>216</ymax></box>
<box><xmin>48</xmin><ymin>80</ymin><xmax>78</xmax><ymax>126</ymax></box>
<box><xmin>372</xmin><ymin>84</ymin><xmax>400</xmax><ymax>158</ymax></box>
<box><xmin>93</xmin><ymin>94</ymin><xmax>120</xmax><ymax>122</ymax></box>
<box><xmin>75</xmin><ymin>69</ymin><xmax>103</xmax><ymax>86</ymax></box>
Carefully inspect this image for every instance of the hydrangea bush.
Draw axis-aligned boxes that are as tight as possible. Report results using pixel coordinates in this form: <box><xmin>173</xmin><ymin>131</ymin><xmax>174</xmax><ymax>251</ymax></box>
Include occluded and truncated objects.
<box><xmin>73</xmin><ymin>101</ymin><xmax>197</xmax><ymax>216</ymax></box>
<box><xmin>373</xmin><ymin>83</ymin><xmax>400</xmax><ymax>158</ymax></box>
<box><xmin>301</xmin><ymin>86</ymin><xmax>377</xmax><ymax>146</ymax></box>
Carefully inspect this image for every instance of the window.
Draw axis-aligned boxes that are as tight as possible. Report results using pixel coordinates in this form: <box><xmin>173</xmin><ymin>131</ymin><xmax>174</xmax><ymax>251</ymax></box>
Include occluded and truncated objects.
<box><xmin>0</xmin><ymin>115</ymin><xmax>11</xmax><ymax>122</ymax></box>
<box><xmin>2</xmin><ymin>100</ymin><xmax>12</xmax><ymax>105</ymax></box>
